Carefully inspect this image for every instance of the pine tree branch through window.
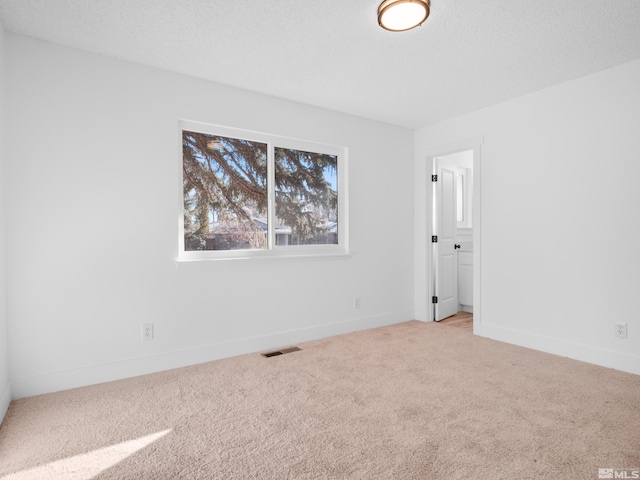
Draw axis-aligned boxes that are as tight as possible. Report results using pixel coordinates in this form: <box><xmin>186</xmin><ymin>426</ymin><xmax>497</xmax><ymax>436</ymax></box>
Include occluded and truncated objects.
<box><xmin>181</xmin><ymin>123</ymin><xmax>346</xmax><ymax>258</ymax></box>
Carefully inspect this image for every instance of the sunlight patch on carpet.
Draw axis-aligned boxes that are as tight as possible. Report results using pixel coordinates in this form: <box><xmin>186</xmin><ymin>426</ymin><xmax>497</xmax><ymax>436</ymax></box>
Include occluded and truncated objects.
<box><xmin>2</xmin><ymin>429</ymin><xmax>172</xmax><ymax>480</ymax></box>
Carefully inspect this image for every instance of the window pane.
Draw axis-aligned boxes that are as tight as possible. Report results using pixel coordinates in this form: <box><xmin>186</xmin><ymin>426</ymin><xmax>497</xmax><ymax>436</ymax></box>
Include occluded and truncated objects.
<box><xmin>183</xmin><ymin>131</ymin><xmax>268</xmax><ymax>251</ymax></box>
<box><xmin>274</xmin><ymin>147</ymin><xmax>338</xmax><ymax>245</ymax></box>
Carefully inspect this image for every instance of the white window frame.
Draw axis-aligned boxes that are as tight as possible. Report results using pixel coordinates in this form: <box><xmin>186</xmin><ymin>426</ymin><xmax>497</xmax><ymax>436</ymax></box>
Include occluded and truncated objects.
<box><xmin>178</xmin><ymin>119</ymin><xmax>350</xmax><ymax>261</ymax></box>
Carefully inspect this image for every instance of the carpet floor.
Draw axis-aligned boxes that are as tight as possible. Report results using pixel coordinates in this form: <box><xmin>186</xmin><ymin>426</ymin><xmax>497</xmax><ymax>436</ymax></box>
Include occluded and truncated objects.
<box><xmin>1</xmin><ymin>320</ymin><xmax>639</xmax><ymax>479</ymax></box>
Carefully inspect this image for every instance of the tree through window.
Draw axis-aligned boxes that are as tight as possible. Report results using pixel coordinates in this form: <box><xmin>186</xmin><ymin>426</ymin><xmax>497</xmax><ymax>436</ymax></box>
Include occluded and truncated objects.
<box><xmin>274</xmin><ymin>147</ymin><xmax>337</xmax><ymax>246</ymax></box>
<box><xmin>182</xmin><ymin>127</ymin><xmax>342</xmax><ymax>254</ymax></box>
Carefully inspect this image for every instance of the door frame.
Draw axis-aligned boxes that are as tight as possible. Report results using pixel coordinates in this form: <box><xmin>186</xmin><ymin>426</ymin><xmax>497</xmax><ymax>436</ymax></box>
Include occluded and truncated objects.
<box><xmin>424</xmin><ymin>137</ymin><xmax>483</xmax><ymax>334</ymax></box>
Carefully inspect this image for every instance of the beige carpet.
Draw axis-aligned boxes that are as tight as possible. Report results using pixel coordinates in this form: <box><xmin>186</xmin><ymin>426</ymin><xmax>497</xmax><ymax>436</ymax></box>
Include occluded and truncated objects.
<box><xmin>1</xmin><ymin>321</ymin><xmax>639</xmax><ymax>479</ymax></box>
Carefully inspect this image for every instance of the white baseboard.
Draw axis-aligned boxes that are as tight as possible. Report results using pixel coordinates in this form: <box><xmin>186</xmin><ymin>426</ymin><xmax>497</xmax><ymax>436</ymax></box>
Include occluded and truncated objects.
<box><xmin>0</xmin><ymin>381</ymin><xmax>11</xmax><ymax>423</ymax></box>
<box><xmin>11</xmin><ymin>310</ymin><xmax>414</xmax><ymax>400</ymax></box>
<box><xmin>480</xmin><ymin>323</ymin><xmax>640</xmax><ymax>376</ymax></box>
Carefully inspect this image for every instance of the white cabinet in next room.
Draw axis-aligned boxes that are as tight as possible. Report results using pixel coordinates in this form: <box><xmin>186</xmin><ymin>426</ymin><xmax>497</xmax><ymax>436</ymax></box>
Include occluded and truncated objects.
<box><xmin>458</xmin><ymin>251</ymin><xmax>473</xmax><ymax>309</ymax></box>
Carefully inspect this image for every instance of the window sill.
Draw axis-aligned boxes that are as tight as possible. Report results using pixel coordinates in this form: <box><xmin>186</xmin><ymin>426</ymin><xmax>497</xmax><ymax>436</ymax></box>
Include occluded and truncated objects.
<box><xmin>175</xmin><ymin>251</ymin><xmax>353</xmax><ymax>265</ymax></box>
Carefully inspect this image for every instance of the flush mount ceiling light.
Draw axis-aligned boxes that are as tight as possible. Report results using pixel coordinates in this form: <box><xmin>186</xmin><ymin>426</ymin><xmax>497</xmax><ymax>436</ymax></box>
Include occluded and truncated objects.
<box><xmin>378</xmin><ymin>0</ymin><xmax>430</xmax><ymax>32</ymax></box>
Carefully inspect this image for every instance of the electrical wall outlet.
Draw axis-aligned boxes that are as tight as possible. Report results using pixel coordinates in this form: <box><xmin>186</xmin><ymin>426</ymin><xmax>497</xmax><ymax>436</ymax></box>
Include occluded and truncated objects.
<box><xmin>142</xmin><ymin>323</ymin><xmax>154</xmax><ymax>341</ymax></box>
<box><xmin>353</xmin><ymin>297</ymin><xmax>361</xmax><ymax>309</ymax></box>
<box><xmin>614</xmin><ymin>322</ymin><xmax>627</xmax><ymax>339</ymax></box>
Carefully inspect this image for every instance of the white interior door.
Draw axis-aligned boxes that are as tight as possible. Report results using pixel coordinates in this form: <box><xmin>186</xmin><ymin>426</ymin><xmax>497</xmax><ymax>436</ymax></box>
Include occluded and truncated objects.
<box><xmin>435</xmin><ymin>165</ymin><xmax>458</xmax><ymax>320</ymax></box>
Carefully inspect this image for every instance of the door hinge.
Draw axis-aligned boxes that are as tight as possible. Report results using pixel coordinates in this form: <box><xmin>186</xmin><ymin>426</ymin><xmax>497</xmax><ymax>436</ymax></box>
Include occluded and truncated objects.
<box><xmin>432</xmin><ymin>296</ymin><xmax>438</xmax><ymax>304</ymax></box>
<box><xmin>431</xmin><ymin>235</ymin><xmax>438</xmax><ymax>243</ymax></box>
<box><xmin>432</xmin><ymin>174</ymin><xmax>438</xmax><ymax>182</ymax></box>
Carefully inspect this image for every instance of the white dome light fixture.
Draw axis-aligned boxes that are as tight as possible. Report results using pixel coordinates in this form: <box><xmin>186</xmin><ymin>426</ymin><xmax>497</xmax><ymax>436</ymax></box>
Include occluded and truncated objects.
<box><xmin>378</xmin><ymin>0</ymin><xmax>430</xmax><ymax>32</ymax></box>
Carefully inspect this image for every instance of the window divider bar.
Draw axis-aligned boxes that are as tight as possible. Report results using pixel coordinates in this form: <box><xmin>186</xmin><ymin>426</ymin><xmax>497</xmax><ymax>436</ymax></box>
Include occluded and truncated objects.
<box><xmin>267</xmin><ymin>142</ymin><xmax>276</xmax><ymax>249</ymax></box>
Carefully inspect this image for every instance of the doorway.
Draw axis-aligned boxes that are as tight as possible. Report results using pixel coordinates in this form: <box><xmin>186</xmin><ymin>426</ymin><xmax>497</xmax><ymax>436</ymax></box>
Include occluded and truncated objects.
<box><xmin>425</xmin><ymin>139</ymin><xmax>482</xmax><ymax>334</ymax></box>
<box><xmin>432</xmin><ymin>150</ymin><xmax>473</xmax><ymax>321</ymax></box>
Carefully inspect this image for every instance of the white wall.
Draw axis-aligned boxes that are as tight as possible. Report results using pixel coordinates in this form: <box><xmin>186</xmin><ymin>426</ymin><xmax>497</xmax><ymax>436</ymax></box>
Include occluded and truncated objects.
<box><xmin>0</xmin><ymin>23</ymin><xmax>11</xmax><ymax>420</ymax></box>
<box><xmin>415</xmin><ymin>59</ymin><xmax>640</xmax><ymax>375</ymax></box>
<box><xmin>5</xmin><ymin>34</ymin><xmax>415</xmax><ymax>399</ymax></box>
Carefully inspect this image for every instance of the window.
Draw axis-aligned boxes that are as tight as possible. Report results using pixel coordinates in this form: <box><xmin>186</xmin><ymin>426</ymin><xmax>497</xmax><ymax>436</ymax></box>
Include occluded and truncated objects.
<box><xmin>179</xmin><ymin>121</ymin><xmax>348</xmax><ymax>260</ymax></box>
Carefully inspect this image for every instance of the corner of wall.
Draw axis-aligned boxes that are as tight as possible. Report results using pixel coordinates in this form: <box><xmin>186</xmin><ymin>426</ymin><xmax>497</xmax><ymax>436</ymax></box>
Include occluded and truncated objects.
<box><xmin>0</xmin><ymin>381</ymin><xmax>10</xmax><ymax>423</ymax></box>
<box><xmin>0</xmin><ymin>21</ymin><xmax>11</xmax><ymax>421</ymax></box>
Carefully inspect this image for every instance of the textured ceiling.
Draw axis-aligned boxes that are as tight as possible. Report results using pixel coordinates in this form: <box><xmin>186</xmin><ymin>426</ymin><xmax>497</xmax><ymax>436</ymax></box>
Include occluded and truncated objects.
<box><xmin>1</xmin><ymin>0</ymin><xmax>640</xmax><ymax>129</ymax></box>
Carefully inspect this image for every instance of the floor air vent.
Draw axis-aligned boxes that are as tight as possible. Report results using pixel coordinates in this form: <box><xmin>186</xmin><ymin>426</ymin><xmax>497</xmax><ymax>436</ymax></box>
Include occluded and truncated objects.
<box><xmin>261</xmin><ymin>346</ymin><xmax>301</xmax><ymax>358</ymax></box>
